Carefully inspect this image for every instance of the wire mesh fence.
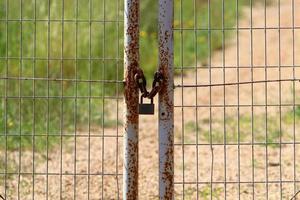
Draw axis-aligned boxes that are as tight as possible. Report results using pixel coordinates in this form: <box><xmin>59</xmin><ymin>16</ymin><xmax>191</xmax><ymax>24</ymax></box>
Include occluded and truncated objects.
<box><xmin>0</xmin><ymin>0</ymin><xmax>123</xmax><ymax>199</ymax></box>
<box><xmin>1</xmin><ymin>0</ymin><xmax>300</xmax><ymax>199</ymax></box>
<box><xmin>173</xmin><ymin>0</ymin><xmax>300</xmax><ymax>199</ymax></box>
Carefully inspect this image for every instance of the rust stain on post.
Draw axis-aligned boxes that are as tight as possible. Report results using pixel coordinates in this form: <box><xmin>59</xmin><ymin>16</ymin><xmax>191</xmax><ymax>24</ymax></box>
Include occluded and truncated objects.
<box><xmin>158</xmin><ymin>0</ymin><xmax>174</xmax><ymax>198</ymax></box>
<box><xmin>123</xmin><ymin>0</ymin><xmax>140</xmax><ymax>197</ymax></box>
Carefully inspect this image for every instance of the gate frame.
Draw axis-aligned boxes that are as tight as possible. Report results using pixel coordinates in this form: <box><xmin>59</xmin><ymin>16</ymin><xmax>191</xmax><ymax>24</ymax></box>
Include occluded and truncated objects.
<box><xmin>123</xmin><ymin>0</ymin><xmax>140</xmax><ymax>197</ymax></box>
<box><xmin>123</xmin><ymin>0</ymin><xmax>174</xmax><ymax>197</ymax></box>
<box><xmin>158</xmin><ymin>0</ymin><xmax>174</xmax><ymax>198</ymax></box>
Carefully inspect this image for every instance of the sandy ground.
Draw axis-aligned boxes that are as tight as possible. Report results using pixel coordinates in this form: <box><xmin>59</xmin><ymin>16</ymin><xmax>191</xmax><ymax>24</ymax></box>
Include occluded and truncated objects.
<box><xmin>2</xmin><ymin>0</ymin><xmax>300</xmax><ymax>199</ymax></box>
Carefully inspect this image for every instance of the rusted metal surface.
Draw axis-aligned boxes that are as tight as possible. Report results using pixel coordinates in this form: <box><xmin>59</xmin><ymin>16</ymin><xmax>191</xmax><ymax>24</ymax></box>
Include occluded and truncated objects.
<box><xmin>123</xmin><ymin>0</ymin><xmax>140</xmax><ymax>197</ymax></box>
<box><xmin>158</xmin><ymin>0</ymin><xmax>174</xmax><ymax>198</ymax></box>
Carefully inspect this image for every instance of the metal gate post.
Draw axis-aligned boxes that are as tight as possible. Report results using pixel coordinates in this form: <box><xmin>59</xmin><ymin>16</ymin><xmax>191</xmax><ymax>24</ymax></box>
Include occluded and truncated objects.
<box><xmin>158</xmin><ymin>0</ymin><xmax>174</xmax><ymax>198</ymax></box>
<box><xmin>123</xmin><ymin>0</ymin><xmax>140</xmax><ymax>197</ymax></box>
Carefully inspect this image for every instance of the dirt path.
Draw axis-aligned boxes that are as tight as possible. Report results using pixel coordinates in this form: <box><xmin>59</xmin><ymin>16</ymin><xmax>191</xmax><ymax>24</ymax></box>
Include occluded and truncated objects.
<box><xmin>2</xmin><ymin>0</ymin><xmax>300</xmax><ymax>199</ymax></box>
<box><xmin>144</xmin><ymin>0</ymin><xmax>300</xmax><ymax>199</ymax></box>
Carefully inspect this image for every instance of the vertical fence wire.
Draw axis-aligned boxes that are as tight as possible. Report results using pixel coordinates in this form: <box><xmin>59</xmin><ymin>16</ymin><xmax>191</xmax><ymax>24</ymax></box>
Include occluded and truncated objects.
<box><xmin>0</xmin><ymin>0</ymin><xmax>123</xmax><ymax>199</ymax></box>
<box><xmin>263</xmin><ymin>0</ymin><xmax>269</xmax><ymax>198</ymax></box>
<box><xmin>74</xmin><ymin>1</ymin><xmax>78</xmax><ymax>199</ymax></box>
<box><xmin>60</xmin><ymin>1</ymin><xmax>64</xmax><ymax>199</ymax></box>
<box><xmin>278</xmin><ymin>1</ymin><xmax>283</xmax><ymax>199</ymax></box>
<box><xmin>18</xmin><ymin>0</ymin><xmax>23</xmax><ymax>199</ymax></box>
<box><xmin>208</xmin><ymin>1</ymin><xmax>214</xmax><ymax>200</ymax></box>
<box><xmin>194</xmin><ymin>0</ymin><xmax>199</xmax><ymax>198</ymax></box>
<box><xmin>292</xmin><ymin>0</ymin><xmax>296</xmax><ymax>197</ymax></box>
<box><xmin>250</xmin><ymin>0</ymin><xmax>254</xmax><ymax>198</ymax></box>
<box><xmin>1</xmin><ymin>0</ymin><xmax>300</xmax><ymax>199</ymax></box>
<box><xmin>4</xmin><ymin>1</ymin><xmax>8</xmax><ymax>199</ymax></box>
<box><xmin>46</xmin><ymin>1</ymin><xmax>51</xmax><ymax>198</ymax></box>
<box><xmin>173</xmin><ymin>0</ymin><xmax>300</xmax><ymax>199</ymax></box>
<box><xmin>222</xmin><ymin>0</ymin><xmax>226</xmax><ymax>199</ymax></box>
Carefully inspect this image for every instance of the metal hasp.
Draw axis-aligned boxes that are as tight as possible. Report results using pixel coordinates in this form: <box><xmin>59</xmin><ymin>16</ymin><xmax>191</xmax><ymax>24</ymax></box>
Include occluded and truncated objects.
<box><xmin>123</xmin><ymin>0</ymin><xmax>140</xmax><ymax>197</ymax></box>
<box><xmin>158</xmin><ymin>0</ymin><xmax>174</xmax><ymax>197</ymax></box>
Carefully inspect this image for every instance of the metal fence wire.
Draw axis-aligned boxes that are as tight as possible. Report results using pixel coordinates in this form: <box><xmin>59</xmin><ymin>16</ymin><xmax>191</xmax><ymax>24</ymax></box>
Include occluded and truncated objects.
<box><xmin>0</xmin><ymin>0</ymin><xmax>123</xmax><ymax>199</ymax></box>
<box><xmin>173</xmin><ymin>0</ymin><xmax>300</xmax><ymax>199</ymax></box>
<box><xmin>1</xmin><ymin>0</ymin><xmax>300</xmax><ymax>199</ymax></box>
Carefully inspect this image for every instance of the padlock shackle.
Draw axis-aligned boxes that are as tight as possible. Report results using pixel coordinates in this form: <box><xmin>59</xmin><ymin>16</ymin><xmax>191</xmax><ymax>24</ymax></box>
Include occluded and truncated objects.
<box><xmin>140</xmin><ymin>96</ymin><xmax>153</xmax><ymax>104</ymax></box>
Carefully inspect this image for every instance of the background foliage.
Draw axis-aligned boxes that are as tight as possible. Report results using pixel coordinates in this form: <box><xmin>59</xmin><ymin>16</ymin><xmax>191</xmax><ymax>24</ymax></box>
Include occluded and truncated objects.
<box><xmin>0</xmin><ymin>0</ymin><xmax>251</xmax><ymax>150</ymax></box>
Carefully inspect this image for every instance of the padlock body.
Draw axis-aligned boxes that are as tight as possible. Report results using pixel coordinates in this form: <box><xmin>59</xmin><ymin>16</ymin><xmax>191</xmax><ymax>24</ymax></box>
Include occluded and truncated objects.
<box><xmin>139</xmin><ymin>103</ymin><xmax>154</xmax><ymax>115</ymax></box>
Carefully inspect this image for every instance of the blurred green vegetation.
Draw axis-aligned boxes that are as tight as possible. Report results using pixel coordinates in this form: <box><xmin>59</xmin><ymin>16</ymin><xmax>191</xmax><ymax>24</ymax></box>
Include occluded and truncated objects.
<box><xmin>183</xmin><ymin>107</ymin><xmax>300</xmax><ymax>148</ymax></box>
<box><xmin>0</xmin><ymin>0</ymin><xmax>255</xmax><ymax>150</ymax></box>
<box><xmin>174</xmin><ymin>185</ymin><xmax>223</xmax><ymax>199</ymax></box>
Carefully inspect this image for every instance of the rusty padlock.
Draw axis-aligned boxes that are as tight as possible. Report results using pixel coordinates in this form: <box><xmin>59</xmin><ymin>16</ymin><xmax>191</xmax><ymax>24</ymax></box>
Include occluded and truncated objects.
<box><xmin>139</xmin><ymin>96</ymin><xmax>154</xmax><ymax>115</ymax></box>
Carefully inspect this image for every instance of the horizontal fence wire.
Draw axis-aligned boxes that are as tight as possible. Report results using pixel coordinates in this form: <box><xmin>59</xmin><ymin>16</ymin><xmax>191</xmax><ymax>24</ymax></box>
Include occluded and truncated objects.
<box><xmin>174</xmin><ymin>0</ymin><xmax>300</xmax><ymax>199</ymax></box>
<box><xmin>0</xmin><ymin>0</ymin><xmax>123</xmax><ymax>199</ymax></box>
<box><xmin>175</xmin><ymin>78</ymin><xmax>300</xmax><ymax>88</ymax></box>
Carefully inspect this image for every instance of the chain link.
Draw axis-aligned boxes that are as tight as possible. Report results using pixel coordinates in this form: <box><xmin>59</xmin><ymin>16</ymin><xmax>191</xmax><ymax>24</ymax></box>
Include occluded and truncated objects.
<box><xmin>134</xmin><ymin>69</ymin><xmax>163</xmax><ymax>99</ymax></box>
<box><xmin>147</xmin><ymin>71</ymin><xmax>164</xmax><ymax>99</ymax></box>
<box><xmin>134</xmin><ymin>68</ymin><xmax>149</xmax><ymax>97</ymax></box>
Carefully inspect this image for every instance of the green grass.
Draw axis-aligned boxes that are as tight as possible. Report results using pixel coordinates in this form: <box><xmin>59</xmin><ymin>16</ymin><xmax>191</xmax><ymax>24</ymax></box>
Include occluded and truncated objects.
<box><xmin>199</xmin><ymin>186</ymin><xmax>223</xmax><ymax>200</ymax></box>
<box><xmin>175</xmin><ymin>185</ymin><xmax>223</xmax><ymax>200</ymax></box>
<box><xmin>0</xmin><ymin>0</ymin><xmax>258</xmax><ymax>151</ymax></box>
<box><xmin>184</xmin><ymin>107</ymin><xmax>300</xmax><ymax>148</ymax></box>
<box><xmin>174</xmin><ymin>0</ymin><xmax>245</xmax><ymax>68</ymax></box>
